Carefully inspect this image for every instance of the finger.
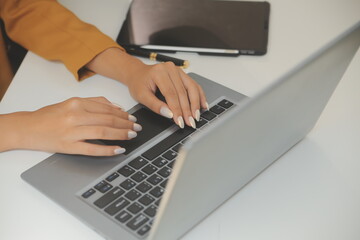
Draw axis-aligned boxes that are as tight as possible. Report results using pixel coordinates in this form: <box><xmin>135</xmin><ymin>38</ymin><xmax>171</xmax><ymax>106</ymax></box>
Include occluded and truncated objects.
<box><xmin>86</xmin><ymin>96</ymin><xmax>126</xmax><ymax>110</ymax></box>
<box><xmin>137</xmin><ymin>89</ymin><xmax>174</xmax><ymax>120</ymax></box>
<box><xmin>154</xmin><ymin>63</ymin><xmax>192</xmax><ymax>128</ymax></box>
<box><xmin>79</xmin><ymin>98</ymin><xmax>136</xmax><ymax>122</ymax></box>
<box><xmin>79</xmin><ymin>113</ymin><xmax>142</xmax><ymax>132</ymax></box>
<box><xmin>85</xmin><ymin>96</ymin><xmax>113</xmax><ymax>105</ymax></box>
<box><xmin>179</xmin><ymin>70</ymin><xmax>201</xmax><ymax>122</ymax></box>
<box><xmin>151</xmin><ymin>65</ymin><xmax>183</xmax><ymax>127</ymax></box>
<box><xmin>64</xmin><ymin>97</ymin><xmax>125</xmax><ymax>117</ymax></box>
<box><xmin>197</xmin><ymin>84</ymin><xmax>209</xmax><ymax>110</ymax></box>
<box><xmin>73</xmin><ymin>126</ymin><xmax>138</xmax><ymax>141</ymax></box>
<box><xmin>70</xmin><ymin>142</ymin><xmax>126</xmax><ymax>156</ymax></box>
<box><xmin>163</xmin><ymin>63</ymin><xmax>194</xmax><ymax>128</ymax></box>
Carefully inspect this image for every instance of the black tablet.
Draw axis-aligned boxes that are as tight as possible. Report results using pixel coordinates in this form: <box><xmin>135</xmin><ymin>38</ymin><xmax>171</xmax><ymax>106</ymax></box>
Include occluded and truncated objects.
<box><xmin>117</xmin><ymin>0</ymin><xmax>270</xmax><ymax>56</ymax></box>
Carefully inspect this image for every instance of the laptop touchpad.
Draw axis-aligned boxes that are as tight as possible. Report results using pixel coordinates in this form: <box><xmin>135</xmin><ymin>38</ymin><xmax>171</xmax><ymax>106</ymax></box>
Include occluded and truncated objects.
<box><xmin>102</xmin><ymin>107</ymin><xmax>174</xmax><ymax>154</ymax></box>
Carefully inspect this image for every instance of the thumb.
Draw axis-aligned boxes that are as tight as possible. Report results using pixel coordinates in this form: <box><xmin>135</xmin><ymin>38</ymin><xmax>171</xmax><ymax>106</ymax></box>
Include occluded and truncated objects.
<box><xmin>140</xmin><ymin>91</ymin><xmax>174</xmax><ymax>119</ymax></box>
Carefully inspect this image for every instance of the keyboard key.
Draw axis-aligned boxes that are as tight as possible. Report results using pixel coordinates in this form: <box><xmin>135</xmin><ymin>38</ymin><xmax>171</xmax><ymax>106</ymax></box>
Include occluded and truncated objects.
<box><xmin>106</xmin><ymin>172</ymin><xmax>119</xmax><ymax>182</ymax></box>
<box><xmin>142</xmin><ymin>127</ymin><xmax>195</xmax><ymax>160</ymax></box>
<box><xmin>120</xmin><ymin>179</ymin><xmax>136</xmax><ymax>190</ymax></box>
<box><xmin>118</xmin><ymin>165</ymin><xmax>135</xmax><ymax>177</ymax></box>
<box><xmin>129</xmin><ymin>157</ymin><xmax>148</xmax><ymax>169</ymax></box>
<box><xmin>104</xmin><ymin>197</ymin><xmax>129</xmax><ymax>216</ymax></box>
<box><xmin>138</xmin><ymin>194</ymin><xmax>155</xmax><ymax>206</ymax></box>
<box><xmin>162</xmin><ymin>150</ymin><xmax>177</xmax><ymax>160</ymax></box>
<box><xmin>210</xmin><ymin>105</ymin><xmax>225</xmax><ymax>115</ymax></box>
<box><xmin>160</xmin><ymin>179</ymin><xmax>168</xmax><ymax>188</ymax></box>
<box><xmin>148</xmin><ymin>219</ymin><xmax>154</xmax><ymax>226</ymax></box>
<box><xmin>167</xmin><ymin>160</ymin><xmax>175</xmax><ymax>168</ymax></box>
<box><xmin>218</xmin><ymin>99</ymin><xmax>234</xmax><ymax>109</ymax></box>
<box><xmin>94</xmin><ymin>181</ymin><xmax>107</xmax><ymax>191</ymax></box>
<box><xmin>94</xmin><ymin>187</ymin><xmax>125</xmax><ymax>208</ymax></box>
<box><xmin>136</xmin><ymin>182</ymin><xmax>152</xmax><ymax>193</ymax></box>
<box><xmin>201</xmin><ymin>111</ymin><xmax>216</xmax><ymax>121</ymax></box>
<box><xmin>147</xmin><ymin>174</ymin><xmax>163</xmax><ymax>186</ymax></box>
<box><xmin>125</xmin><ymin>189</ymin><xmax>141</xmax><ymax>201</ymax></box>
<box><xmin>144</xmin><ymin>205</ymin><xmax>157</xmax><ymax>217</ymax></box>
<box><xmin>141</xmin><ymin>164</ymin><xmax>157</xmax><ymax>175</ymax></box>
<box><xmin>94</xmin><ymin>181</ymin><xmax>112</xmax><ymax>193</ymax></box>
<box><xmin>131</xmin><ymin>172</ymin><xmax>147</xmax><ymax>183</ymax></box>
<box><xmin>137</xmin><ymin>225</ymin><xmax>151</xmax><ymax>236</ymax></box>
<box><xmin>82</xmin><ymin>189</ymin><xmax>95</xmax><ymax>199</ymax></box>
<box><xmin>181</xmin><ymin>137</ymin><xmax>189</xmax><ymax>144</ymax></box>
<box><xmin>172</xmin><ymin>143</ymin><xmax>183</xmax><ymax>153</ymax></box>
<box><xmin>127</xmin><ymin>202</ymin><xmax>144</xmax><ymax>214</ymax></box>
<box><xmin>152</xmin><ymin>157</ymin><xmax>167</xmax><ymax>168</ymax></box>
<box><xmin>196</xmin><ymin>118</ymin><xmax>208</xmax><ymax>128</ymax></box>
<box><xmin>115</xmin><ymin>210</ymin><xmax>132</xmax><ymax>223</ymax></box>
<box><xmin>100</xmin><ymin>184</ymin><xmax>112</xmax><ymax>193</ymax></box>
<box><xmin>154</xmin><ymin>199</ymin><xmax>161</xmax><ymax>207</ymax></box>
<box><xmin>126</xmin><ymin>214</ymin><xmax>149</xmax><ymax>231</ymax></box>
<box><xmin>149</xmin><ymin>186</ymin><xmax>164</xmax><ymax>198</ymax></box>
<box><xmin>157</xmin><ymin>167</ymin><xmax>171</xmax><ymax>178</ymax></box>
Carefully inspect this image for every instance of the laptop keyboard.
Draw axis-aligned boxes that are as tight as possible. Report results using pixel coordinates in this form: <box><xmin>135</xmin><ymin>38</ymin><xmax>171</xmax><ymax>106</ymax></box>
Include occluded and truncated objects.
<box><xmin>80</xmin><ymin>99</ymin><xmax>234</xmax><ymax>238</ymax></box>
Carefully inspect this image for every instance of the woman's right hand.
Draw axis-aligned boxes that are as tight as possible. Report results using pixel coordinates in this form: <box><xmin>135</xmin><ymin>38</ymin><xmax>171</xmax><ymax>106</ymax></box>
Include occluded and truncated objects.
<box><xmin>0</xmin><ymin>97</ymin><xmax>142</xmax><ymax>156</ymax></box>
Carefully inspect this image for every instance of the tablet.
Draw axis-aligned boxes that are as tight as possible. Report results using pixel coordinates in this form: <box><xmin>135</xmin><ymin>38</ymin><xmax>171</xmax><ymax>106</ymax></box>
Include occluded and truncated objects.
<box><xmin>116</xmin><ymin>0</ymin><xmax>270</xmax><ymax>56</ymax></box>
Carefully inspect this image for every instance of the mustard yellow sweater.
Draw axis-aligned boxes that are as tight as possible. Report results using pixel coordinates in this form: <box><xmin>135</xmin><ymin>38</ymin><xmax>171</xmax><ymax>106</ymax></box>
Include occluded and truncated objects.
<box><xmin>0</xmin><ymin>0</ymin><xmax>123</xmax><ymax>98</ymax></box>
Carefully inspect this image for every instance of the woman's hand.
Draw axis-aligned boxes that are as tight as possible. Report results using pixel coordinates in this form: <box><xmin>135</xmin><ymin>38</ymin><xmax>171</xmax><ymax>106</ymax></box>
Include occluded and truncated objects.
<box><xmin>125</xmin><ymin>61</ymin><xmax>208</xmax><ymax>129</ymax></box>
<box><xmin>0</xmin><ymin>97</ymin><xmax>142</xmax><ymax>156</ymax></box>
<box><xmin>86</xmin><ymin>48</ymin><xmax>208</xmax><ymax>128</ymax></box>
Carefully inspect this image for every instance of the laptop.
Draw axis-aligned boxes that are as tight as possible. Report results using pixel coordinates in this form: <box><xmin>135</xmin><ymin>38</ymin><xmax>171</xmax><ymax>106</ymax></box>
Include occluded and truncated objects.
<box><xmin>21</xmin><ymin>22</ymin><xmax>360</xmax><ymax>240</ymax></box>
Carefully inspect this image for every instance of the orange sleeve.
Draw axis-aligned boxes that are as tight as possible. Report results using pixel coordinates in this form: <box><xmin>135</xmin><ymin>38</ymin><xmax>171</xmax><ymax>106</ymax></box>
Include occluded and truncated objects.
<box><xmin>0</xmin><ymin>0</ymin><xmax>124</xmax><ymax>80</ymax></box>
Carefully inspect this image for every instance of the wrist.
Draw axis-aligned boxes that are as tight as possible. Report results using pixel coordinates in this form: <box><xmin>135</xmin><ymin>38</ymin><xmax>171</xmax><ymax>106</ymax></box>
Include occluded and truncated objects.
<box><xmin>85</xmin><ymin>47</ymin><xmax>147</xmax><ymax>86</ymax></box>
<box><xmin>0</xmin><ymin>112</ymin><xmax>32</xmax><ymax>152</ymax></box>
<box><xmin>116</xmin><ymin>51</ymin><xmax>146</xmax><ymax>86</ymax></box>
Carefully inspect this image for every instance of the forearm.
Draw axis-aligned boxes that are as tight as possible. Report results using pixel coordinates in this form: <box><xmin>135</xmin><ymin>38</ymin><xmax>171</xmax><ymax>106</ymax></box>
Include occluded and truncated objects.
<box><xmin>85</xmin><ymin>47</ymin><xmax>144</xmax><ymax>86</ymax></box>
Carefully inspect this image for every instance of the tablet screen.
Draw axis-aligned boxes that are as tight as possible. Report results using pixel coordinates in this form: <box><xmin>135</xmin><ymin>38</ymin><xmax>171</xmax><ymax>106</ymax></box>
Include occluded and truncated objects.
<box><xmin>117</xmin><ymin>0</ymin><xmax>270</xmax><ymax>56</ymax></box>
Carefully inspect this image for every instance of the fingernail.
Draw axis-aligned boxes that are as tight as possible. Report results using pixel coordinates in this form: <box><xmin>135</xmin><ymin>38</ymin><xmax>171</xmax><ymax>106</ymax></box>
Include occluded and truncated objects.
<box><xmin>205</xmin><ymin>102</ymin><xmax>210</xmax><ymax>111</ymax></box>
<box><xmin>128</xmin><ymin>130</ymin><xmax>137</xmax><ymax>139</ymax></box>
<box><xmin>195</xmin><ymin>109</ymin><xmax>200</xmax><ymax>121</ymax></box>
<box><xmin>160</xmin><ymin>106</ymin><xmax>174</xmax><ymax>119</ymax></box>
<box><xmin>177</xmin><ymin>116</ymin><xmax>184</xmax><ymax>129</ymax></box>
<box><xmin>133</xmin><ymin>123</ymin><xmax>142</xmax><ymax>131</ymax></box>
<box><xmin>128</xmin><ymin>115</ymin><xmax>137</xmax><ymax>122</ymax></box>
<box><xmin>114</xmin><ymin>148</ymin><xmax>126</xmax><ymax>155</ymax></box>
<box><xmin>189</xmin><ymin>116</ymin><xmax>196</xmax><ymax>129</ymax></box>
<box><xmin>111</xmin><ymin>102</ymin><xmax>123</xmax><ymax>109</ymax></box>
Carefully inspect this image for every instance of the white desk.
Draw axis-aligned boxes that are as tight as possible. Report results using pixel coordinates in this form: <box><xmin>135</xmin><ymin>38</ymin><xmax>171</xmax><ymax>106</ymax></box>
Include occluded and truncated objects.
<box><xmin>1</xmin><ymin>0</ymin><xmax>359</xmax><ymax>239</ymax></box>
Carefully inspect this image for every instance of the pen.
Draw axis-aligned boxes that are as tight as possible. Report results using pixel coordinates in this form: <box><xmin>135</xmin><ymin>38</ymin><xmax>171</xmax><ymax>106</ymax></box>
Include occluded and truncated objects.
<box><xmin>125</xmin><ymin>47</ymin><xmax>189</xmax><ymax>68</ymax></box>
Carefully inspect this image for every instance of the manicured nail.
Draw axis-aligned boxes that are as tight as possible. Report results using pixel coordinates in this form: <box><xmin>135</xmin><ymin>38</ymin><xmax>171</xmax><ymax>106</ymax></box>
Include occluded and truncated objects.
<box><xmin>111</xmin><ymin>102</ymin><xmax>123</xmax><ymax>109</ymax></box>
<box><xmin>160</xmin><ymin>106</ymin><xmax>174</xmax><ymax>119</ymax></box>
<box><xmin>189</xmin><ymin>116</ymin><xmax>196</xmax><ymax>129</ymax></box>
<box><xmin>177</xmin><ymin>116</ymin><xmax>184</xmax><ymax>129</ymax></box>
<box><xmin>205</xmin><ymin>102</ymin><xmax>210</xmax><ymax>111</ymax></box>
<box><xmin>128</xmin><ymin>115</ymin><xmax>137</xmax><ymax>122</ymax></box>
<box><xmin>114</xmin><ymin>148</ymin><xmax>126</xmax><ymax>155</ymax></box>
<box><xmin>133</xmin><ymin>123</ymin><xmax>142</xmax><ymax>131</ymax></box>
<box><xmin>195</xmin><ymin>109</ymin><xmax>200</xmax><ymax>121</ymax></box>
<box><xmin>128</xmin><ymin>130</ymin><xmax>137</xmax><ymax>139</ymax></box>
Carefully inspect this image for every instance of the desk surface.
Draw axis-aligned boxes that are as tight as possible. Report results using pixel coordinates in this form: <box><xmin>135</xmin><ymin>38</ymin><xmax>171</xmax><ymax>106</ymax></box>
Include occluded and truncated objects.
<box><xmin>1</xmin><ymin>0</ymin><xmax>360</xmax><ymax>239</ymax></box>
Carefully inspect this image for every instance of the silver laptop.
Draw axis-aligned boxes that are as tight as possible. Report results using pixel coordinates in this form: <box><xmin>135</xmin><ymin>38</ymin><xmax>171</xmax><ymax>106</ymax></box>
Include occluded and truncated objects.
<box><xmin>21</xmin><ymin>22</ymin><xmax>360</xmax><ymax>240</ymax></box>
